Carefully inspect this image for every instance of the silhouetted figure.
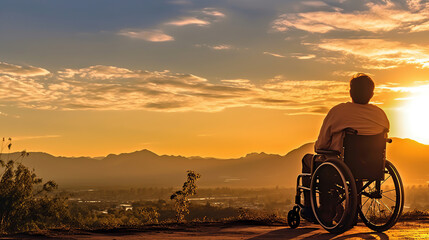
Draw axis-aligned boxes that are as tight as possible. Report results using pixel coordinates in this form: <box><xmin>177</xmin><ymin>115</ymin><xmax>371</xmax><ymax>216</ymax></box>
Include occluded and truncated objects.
<box><xmin>300</xmin><ymin>73</ymin><xmax>389</xmax><ymax>223</ymax></box>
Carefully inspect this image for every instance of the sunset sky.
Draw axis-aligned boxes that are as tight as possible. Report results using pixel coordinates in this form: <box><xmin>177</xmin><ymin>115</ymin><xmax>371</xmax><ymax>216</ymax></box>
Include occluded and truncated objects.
<box><xmin>1</xmin><ymin>0</ymin><xmax>429</xmax><ymax>157</ymax></box>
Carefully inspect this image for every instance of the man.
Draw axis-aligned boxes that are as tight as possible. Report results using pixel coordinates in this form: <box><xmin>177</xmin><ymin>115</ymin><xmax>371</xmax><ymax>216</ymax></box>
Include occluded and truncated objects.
<box><xmin>301</xmin><ymin>73</ymin><xmax>390</xmax><ymax>222</ymax></box>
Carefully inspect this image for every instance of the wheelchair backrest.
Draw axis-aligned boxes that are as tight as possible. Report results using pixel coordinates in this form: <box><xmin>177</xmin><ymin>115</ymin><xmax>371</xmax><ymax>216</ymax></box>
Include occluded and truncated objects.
<box><xmin>343</xmin><ymin>130</ymin><xmax>386</xmax><ymax>181</ymax></box>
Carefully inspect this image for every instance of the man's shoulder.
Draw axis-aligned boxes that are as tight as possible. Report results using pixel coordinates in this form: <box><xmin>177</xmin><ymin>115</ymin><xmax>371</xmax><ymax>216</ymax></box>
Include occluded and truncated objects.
<box><xmin>361</xmin><ymin>103</ymin><xmax>386</xmax><ymax>113</ymax></box>
<box><xmin>329</xmin><ymin>102</ymin><xmax>387</xmax><ymax>115</ymax></box>
<box><xmin>329</xmin><ymin>102</ymin><xmax>350</xmax><ymax>111</ymax></box>
<box><xmin>333</xmin><ymin>102</ymin><xmax>383</xmax><ymax>110</ymax></box>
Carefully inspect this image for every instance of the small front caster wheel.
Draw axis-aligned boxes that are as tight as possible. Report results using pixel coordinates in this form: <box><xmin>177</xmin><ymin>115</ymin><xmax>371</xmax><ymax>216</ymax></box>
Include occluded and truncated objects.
<box><xmin>288</xmin><ymin>209</ymin><xmax>300</xmax><ymax>229</ymax></box>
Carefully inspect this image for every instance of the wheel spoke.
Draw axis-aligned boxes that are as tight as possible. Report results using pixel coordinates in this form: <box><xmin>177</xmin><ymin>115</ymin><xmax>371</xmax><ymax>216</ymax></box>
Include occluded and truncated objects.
<box><xmin>377</xmin><ymin>199</ymin><xmax>393</xmax><ymax>214</ymax></box>
<box><xmin>358</xmin><ymin>162</ymin><xmax>403</xmax><ymax>231</ymax></box>
<box><xmin>362</xmin><ymin>196</ymin><xmax>371</xmax><ymax>207</ymax></box>
<box><xmin>380</xmin><ymin>175</ymin><xmax>391</xmax><ymax>186</ymax></box>
<box><xmin>365</xmin><ymin>199</ymin><xmax>375</xmax><ymax>216</ymax></box>
<box><xmin>376</xmin><ymin>199</ymin><xmax>383</xmax><ymax>216</ymax></box>
<box><xmin>382</xmin><ymin>194</ymin><xmax>396</xmax><ymax>203</ymax></box>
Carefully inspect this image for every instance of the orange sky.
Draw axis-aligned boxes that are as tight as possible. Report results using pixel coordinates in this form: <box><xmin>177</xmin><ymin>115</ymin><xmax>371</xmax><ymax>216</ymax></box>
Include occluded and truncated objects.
<box><xmin>2</xmin><ymin>0</ymin><xmax>429</xmax><ymax>157</ymax></box>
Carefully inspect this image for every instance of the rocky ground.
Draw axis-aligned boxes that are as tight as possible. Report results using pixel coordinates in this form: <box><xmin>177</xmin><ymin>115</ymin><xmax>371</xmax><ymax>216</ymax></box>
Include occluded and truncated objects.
<box><xmin>2</xmin><ymin>220</ymin><xmax>429</xmax><ymax>240</ymax></box>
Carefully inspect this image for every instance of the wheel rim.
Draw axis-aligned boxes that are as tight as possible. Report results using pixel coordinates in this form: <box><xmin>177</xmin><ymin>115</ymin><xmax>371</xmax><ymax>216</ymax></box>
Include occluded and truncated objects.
<box><xmin>359</xmin><ymin>161</ymin><xmax>404</xmax><ymax>230</ymax></box>
<box><xmin>288</xmin><ymin>210</ymin><xmax>299</xmax><ymax>228</ymax></box>
<box><xmin>311</xmin><ymin>162</ymin><xmax>350</xmax><ymax>230</ymax></box>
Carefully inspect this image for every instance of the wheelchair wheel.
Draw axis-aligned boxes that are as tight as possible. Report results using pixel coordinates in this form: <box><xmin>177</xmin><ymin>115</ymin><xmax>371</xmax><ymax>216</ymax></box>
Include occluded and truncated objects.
<box><xmin>310</xmin><ymin>159</ymin><xmax>357</xmax><ymax>234</ymax></box>
<box><xmin>288</xmin><ymin>206</ymin><xmax>300</xmax><ymax>229</ymax></box>
<box><xmin>358</xmin><ymin>160</ymin><xmax>404</xmax><ymax>232</ymax></box>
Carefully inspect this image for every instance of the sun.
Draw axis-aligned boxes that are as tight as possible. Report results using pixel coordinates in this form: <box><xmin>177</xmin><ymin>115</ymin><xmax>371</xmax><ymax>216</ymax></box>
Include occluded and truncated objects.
<box><xmin>401</xmin><ymin>93</ymin><xmax>429</xmax><ymax>145</ymax></box>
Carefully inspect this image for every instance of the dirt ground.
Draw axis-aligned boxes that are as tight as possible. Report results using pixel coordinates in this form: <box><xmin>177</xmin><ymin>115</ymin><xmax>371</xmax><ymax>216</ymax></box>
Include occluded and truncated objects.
<box><xmin>2</xmin><ymin>221</ymin><xmax>429</xmax><ymax>240</ymax></box>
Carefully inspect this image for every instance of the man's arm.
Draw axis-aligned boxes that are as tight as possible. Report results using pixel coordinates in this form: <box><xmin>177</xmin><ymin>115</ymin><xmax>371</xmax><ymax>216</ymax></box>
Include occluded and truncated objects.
<box><xmin>314</xmin><ymin>108</ymin><xmax>335</xmax><ymax>152</ymax></box>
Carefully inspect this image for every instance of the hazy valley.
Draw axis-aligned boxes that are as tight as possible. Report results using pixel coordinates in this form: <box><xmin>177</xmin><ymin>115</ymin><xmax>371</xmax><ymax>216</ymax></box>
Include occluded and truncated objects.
<box><xmin>9</xmin><ymin>137</ymin><xmax>428</xmax><ymax>188</ymax></box>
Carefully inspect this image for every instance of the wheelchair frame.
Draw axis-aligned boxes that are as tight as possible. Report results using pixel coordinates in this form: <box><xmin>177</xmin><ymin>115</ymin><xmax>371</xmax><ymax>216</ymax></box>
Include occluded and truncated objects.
<box><xmin>288</xmin><ymin>129</ymin><xmax>404</xmax><ymax>233</ymax></box>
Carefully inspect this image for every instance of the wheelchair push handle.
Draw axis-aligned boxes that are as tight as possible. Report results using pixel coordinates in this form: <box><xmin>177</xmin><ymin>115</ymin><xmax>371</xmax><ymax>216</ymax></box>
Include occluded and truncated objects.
<box><xmin>344</xmin><ymin>128</ymin><xmax>358</xmax><ymax>135</ymax></box>
<box><xmin>344</xmin><ymin>128</ymin><xmax>392</xmax><ymax>143</ymax></box>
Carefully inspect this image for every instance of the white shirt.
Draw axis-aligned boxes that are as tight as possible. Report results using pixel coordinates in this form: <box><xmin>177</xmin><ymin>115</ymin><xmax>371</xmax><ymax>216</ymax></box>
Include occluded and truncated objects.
<box><xmin>315</xmin><ymin>102</ymin><xmax>390</xmax><ymax>153</ymax></box>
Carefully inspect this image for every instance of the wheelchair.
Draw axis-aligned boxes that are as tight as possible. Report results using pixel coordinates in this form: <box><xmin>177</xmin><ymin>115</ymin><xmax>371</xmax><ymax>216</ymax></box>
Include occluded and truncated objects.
<box><xmin>287</xmin><ymin>128</ymin><xmax>404</xmax><ymax>234</ymax></box>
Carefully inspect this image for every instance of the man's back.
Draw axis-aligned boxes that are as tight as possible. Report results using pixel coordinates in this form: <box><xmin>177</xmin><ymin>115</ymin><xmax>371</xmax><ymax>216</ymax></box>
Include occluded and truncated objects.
<box><xmin>315</xmin><ymin>102</ymin><xmax>389</xmax><ymax>153</ymax></box>
<box><xmin>300</xmin><ymin>73</ymin><xmax>390</xmax><ymax>223</ymax></box>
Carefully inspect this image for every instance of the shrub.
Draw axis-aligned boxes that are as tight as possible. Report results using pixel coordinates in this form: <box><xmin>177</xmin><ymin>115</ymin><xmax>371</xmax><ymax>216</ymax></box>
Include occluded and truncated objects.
<box><xmin>170</xmin><ymin>170</ymin><xmax>201</xmax><ymax>223</ymax></box>
<box><xmin>0</xmin><ymin>140</ymin><xmax>67</xmax><ymax>233</ymax></box>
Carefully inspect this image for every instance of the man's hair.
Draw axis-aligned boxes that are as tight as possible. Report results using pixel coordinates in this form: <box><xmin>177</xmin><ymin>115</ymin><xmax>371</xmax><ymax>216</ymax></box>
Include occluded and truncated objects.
<box><xmin>350</xmin><ymin>73</ymin><xmax>374</xmax><ymax>104</ymax></box>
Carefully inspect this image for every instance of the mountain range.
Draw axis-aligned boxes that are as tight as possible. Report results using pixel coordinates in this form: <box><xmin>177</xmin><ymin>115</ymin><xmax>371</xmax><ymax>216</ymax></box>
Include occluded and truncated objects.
<box><xmin>4</xmin><ymin>138</ymin><xmax>428</xmax><ymax>188</ymax></box>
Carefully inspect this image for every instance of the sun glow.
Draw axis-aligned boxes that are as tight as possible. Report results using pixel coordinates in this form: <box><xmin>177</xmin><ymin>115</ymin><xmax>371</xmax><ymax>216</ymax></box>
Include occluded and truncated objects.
<box><xmin>402</xmin><ymin>90</ymin><xmax>429</xmax><ymax>144</ymax></box>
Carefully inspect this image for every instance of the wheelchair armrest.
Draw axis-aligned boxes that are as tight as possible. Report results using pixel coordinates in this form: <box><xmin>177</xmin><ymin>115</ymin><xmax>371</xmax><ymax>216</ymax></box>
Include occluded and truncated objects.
<box><xmin>344</xmin><ymin>128</ymin><xmax>358</xmax><ymax>135</ymax></box>
<box><xmin>315</xmin><ymin>149</ymin><xmax>341</xmax><ymax>155</ymax></box>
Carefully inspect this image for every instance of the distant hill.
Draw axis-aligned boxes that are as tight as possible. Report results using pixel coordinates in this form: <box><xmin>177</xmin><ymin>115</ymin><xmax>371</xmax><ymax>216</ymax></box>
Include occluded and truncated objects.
<box><xmin>386</xmin><ymin>138</ymin><xmax>429</xmax><ymax>186</ymax></box>
<box><xmin>5</xmin><ymin>138</ymin><xmax>428</xmax><ymax>188</ymax></box>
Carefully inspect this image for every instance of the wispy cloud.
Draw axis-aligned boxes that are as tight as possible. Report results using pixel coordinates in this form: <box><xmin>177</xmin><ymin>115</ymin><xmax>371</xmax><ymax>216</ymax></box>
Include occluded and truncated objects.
<box><xmin>58</xmin><ymin>65</ymin><xmax>138</xmax><ymax>79</ymax></box>
<box><xmin>118</xmin><ymin>29</ymin><xmax>174</xmax><ymax>42</ymax></box>
<box><xmin>406</xmin><ymin>0</ymin><xmax>426</xmax><ymax>11</ymax></box>
<box><xmin>201</xmin><ymin>8</ymin><xmax>226</xmax><ymax>18</ymax></box>
<box><xmin>272</xmin><ymin>0</ymin><xmax>429</xmax><ymax>33</ymax></box>
<box><xmin>0</xmin><ymin>62</ymin><xmax>50</xmax><ymax>77</ymax></box>
<box><xmin>292</xmin><ymin>54</ymin><xmax>316</xmax><ymax>60</ymax></box>
<box><xmin>166</xmin><ymin>17</ymin><xmax>210</xmax><ymax>26</ymax></box>
<box><xmin>263</xmin><ymin>52</ymin><xmax>285</xmax><ymax>58</ymax></box>
<box><xmin>0</xmin><ymin>62</ymin><xmax>402</xmax><ymax>114</ymax></box>
<box><xmin>211</xmin><ymin>44</ymin><xmax>232</xmax><ymax>50</ymax></box>
<box><xmin>166</xmin><ymin>8</ymin><xmax>225</xmax><ymax>27</ymax></box>
<box><xmin>13</xmin><ymin>135</ymin><xmax>61</xmax><ymax>141</ymax></box>
<box><xmin>221</xmin><ymin>79</ymin><xmax>254</xmax><ymax>88</ymax></box>
<box><xmin>118</xmin><ymin>7</ymin><xmax>224</xmax><ymax>43</ymax></box>
<box><xmin>315</xmin><ymin>38</ymin><xmax>429</xmax><ymax>69</ymax></box>
<box><xmin>196</xmin><ymin>44</ymin><xmax>235</xmax><ymax>50</ymax></box>
<box><xmin>332</xmin><ymin>70</ymin><xmax>373</xmax><ymax>78</ymax></box>
<box><xmin>302</xmin><ymin>1</ymin><xmax>329</xmax><ymax>7</ymax></box>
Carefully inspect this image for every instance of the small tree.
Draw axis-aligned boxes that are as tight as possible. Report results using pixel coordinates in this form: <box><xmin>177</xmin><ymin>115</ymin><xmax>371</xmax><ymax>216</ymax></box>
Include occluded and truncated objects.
<box><xmin>170</xmin><ymin>170</ymin><xmax>201</xmax><ymax>223</ymax></box>
<box><xmin>0</xmin><ymin>139</ymin><xmax>65</xmax><ymax>233</ymax></box>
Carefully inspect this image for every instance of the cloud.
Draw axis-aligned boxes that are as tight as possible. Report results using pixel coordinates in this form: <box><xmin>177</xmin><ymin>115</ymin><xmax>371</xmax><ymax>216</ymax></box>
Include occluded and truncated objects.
<box><xmin>272</xmin><ymin>0</ymin><xmax>429</xmax><ymax>33</ymax></box>
<box><xmin>0</xmin><ymin>62</ymin><xmax>50</xmax><ymax>77</ymax></box>
<box><xmin>293</xmin><ymin>54</ymin><xmax>316</xmax><ymax>60</ymax></box>
<box><xmin>263</xmin><ymin>52</ymin><xmax>285</xmax><ymax>58</ymax></box>
<box><xmin>287</xmin><ymin>106</ymin><xmax>331</xmax><ymax>115</ymax></box>
<box><xmin>411</xmin><ymin>20</ymin><xmax>429</xmax><ymax>32</ymax></box>
<box><xmin>211</xmin><ymin>45</ymin><xmax>232</xmax><ymax>50</ymax></box>
<box><xmin>221</xmin><ymin>79</ymin><xmax>254</xmax><ymax>88</ymax></box>
<box><xmin>118</xmin><ymin>8</ymin><xmax>224</xmax><ymax>44</ymax></box>
<box><xmin>315</xmin><ymin>38</ymin><xmax>429</xmax><ymax>69</ymax></box>
<box><xmin>13</xmin><ymin>135</ymin><xmax>61</xmax><ymax>141</ymax></box>
<box><xmin>332</xmin><ymin>70</ymin><xmax>374</xmax><ymax>78</ymax></box>
<box><xmin>166</xmin><ymin>17</ymin><xmax>210</xmax><ymax>26</ymax></box>
<box><xmin>378</xmin><ymin>81</ymin><xmax>429</xmax><ymax>95</ymax></box>
<box><xmin>196</xmin><ymin>44</ymin><xmax>235</xmax><ymax>50</ymax></box>
<box><xmin>406</xmin><ymin>0</ymin><xmax>425</xmax><ymax>11</ymax></box>
<box><xmin>165</xmin><ymin>8</ymin><xmax>224</xmax><ymax>28</ymax></box>
<box><xmin>0</xmin><ymin>62</ymin><xmax>403</xmax><ymax>114</ymax></box>
<box><xmin>58</xmin><ymin>65</ymin><xmax>140</xmax><ymax>80</ymax></box>
<box><xmin>118</xmin><ymin>29</ymin><xmax>174</xmax><ymax>42</ymax></box>
<box><xmin>201</xmin><ymin>8</ymin><xmax>226</xmax><ymax>18</ymax></box>
<box><xmin>302</xmin><ymin>1</ymin><xmax>329</xmax><ymax>7</ymax></box>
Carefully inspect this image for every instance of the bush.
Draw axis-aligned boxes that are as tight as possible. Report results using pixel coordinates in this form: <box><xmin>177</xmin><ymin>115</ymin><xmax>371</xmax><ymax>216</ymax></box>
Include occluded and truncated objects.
<box><xmin>0</xmin><ymin>148</ymin><xmax>67</xmax><ymax>233</ymax></box>
<box><xmin>170</xmin><ymin>170</ymin><xmax>201</xmax><ymax>223</ymax></box>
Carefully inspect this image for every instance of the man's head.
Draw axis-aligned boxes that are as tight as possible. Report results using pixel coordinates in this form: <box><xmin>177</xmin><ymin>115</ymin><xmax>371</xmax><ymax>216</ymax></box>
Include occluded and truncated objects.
<box><xmin>350</xmin><ymin>73</ymin><xmax>374</xmax><ymax>104</ymax></box>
